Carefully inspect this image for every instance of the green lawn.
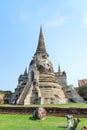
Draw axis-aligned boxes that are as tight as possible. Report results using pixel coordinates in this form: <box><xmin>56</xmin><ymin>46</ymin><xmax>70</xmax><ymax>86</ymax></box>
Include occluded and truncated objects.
<box><xmin>1</xmin><ymin>103</ymin><xmax>87</xmax><ymax>108</ymax></box>
<box><xmin>37</xmin><ymin>103</ymin><xmax>87</xmax><ymax>108</ymax></box>
<box><xmin>0</xmin><ymin>114</ymin><xmax>87</xmax><ymax>130</ymax></box>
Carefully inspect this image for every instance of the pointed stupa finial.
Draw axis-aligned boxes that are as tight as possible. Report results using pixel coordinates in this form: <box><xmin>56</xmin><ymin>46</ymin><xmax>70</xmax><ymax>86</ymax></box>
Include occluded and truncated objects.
<box><xmin>35</xmin><ymin>26</ymin><xmax>48</xmax><ymax>57</ymax></box>
<box><xmin>58</xmin><ymin>64</ymin><xmax>61</xmax><ymax>74</ymax></box>
<box><xmin>24</xmin><ymin>67</ymin><xmax>27</xmax><ymax>75</ymax></box>
<box><xmin>39</xmin><ymin>26</ymin><xmax>43</xmax><ymax>39</ymax></box>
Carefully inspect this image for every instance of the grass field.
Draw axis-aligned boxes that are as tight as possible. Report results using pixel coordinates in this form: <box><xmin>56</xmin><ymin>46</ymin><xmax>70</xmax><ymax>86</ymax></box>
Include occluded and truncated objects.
<box><xmin>0</xmin><ymin>103</ymin><xmax>87</xmax><ymax>108</ymax></box>
<box><xmin>0</xmin><ymin>114</ymin><xmax>87</xmax><ymax>130</ymax></box>
<box><xmin>36</xmin><ymin>103</ymin><xmax>87</xmax><ymax>108</ymax></box>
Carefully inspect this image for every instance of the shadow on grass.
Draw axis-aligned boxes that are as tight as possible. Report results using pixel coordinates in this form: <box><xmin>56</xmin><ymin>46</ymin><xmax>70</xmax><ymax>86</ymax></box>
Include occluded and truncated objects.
<box><xmin>29</xmin><ymin>116</ymin><xmax>36</xmax><ymax>120</ymax></box>
<box><xmin>56</xmin><ymin>126</ymin><xmax>67</xmax><ymax>130</ymax></box>
<box><xmin>29</xmin><ymin>116</ymin><xmax>40</xmax><ymax>121</ymax></box>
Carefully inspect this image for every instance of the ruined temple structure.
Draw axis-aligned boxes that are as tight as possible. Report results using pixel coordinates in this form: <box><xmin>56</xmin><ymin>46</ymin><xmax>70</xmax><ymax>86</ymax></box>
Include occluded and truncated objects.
<box><xmin>0</xmin><ymin>91</ymin><xmax>12</xmax><ymax>104</ymax></box>
<box><xmin>0</xmin><ymin>93</ymin><xmax>4</xmax><ymax>104</ymax></box>
<box><xmin>11</xmin><ymin>27</ymin><xmax>83</xmax><ymax>105</ymax></box>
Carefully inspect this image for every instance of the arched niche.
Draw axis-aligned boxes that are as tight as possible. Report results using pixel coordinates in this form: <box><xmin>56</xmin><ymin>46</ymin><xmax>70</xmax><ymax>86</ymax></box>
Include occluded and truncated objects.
<box><xmin>31</xmin><ymin>70</ymin><xmax>34</xmax><ymax>82</ymax></box>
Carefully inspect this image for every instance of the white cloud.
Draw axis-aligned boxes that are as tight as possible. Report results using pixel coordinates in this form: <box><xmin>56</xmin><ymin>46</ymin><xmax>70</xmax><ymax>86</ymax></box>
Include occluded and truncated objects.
<box><xmin>9</xmin><ymin>7</ymin><xmax>29</xmax><ymax>25</ymax></box>
<box><xmin>46</xmin><ymin>11</ymin><xmax>68</xmax><ymax>28</ymax></box>
<box><xmin>81</xmin><ymin>13</ymin><xmax>87</xmax><ymax>28</ymax></box>
<box><xmin>80</xmin><ymin>49</ymin><xmax>87</xmax><ymax>56</ymax></box>
<box><xmin>46</xmin><ymin>16</ymin><xmax>67</xmax><ymax>27</ymax></box>
<box><xmin>82</xmin><ymin>50</ymin><xmax>87</xmax><ymax>55</ymax></box>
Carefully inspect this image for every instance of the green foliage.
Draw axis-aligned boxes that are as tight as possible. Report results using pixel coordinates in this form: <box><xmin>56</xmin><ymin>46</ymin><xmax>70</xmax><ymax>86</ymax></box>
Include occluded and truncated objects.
<box><xmin>0</xmin><ymin>90</ymin><xmax>4</xmax><ymax>94</ymax></box>
<box><xmin>67</xmin><ymin>84</ymin><xmax>74</xmax><ymax>89</ymax></box>
<box><xmin>0</xmin><ymin>114</ymin><xmax>86</xmax><ymax>130</ymax></box>
<box><xmin>78</xmin><ymin>84</ymin><xmax>87</xmax><ymax>99</ymax></box>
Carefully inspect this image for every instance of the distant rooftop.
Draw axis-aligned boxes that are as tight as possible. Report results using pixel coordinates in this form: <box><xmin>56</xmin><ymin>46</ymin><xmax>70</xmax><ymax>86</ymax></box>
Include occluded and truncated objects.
<box><xmin>78</xmin><ymin>79</ymin><xmax>87</xmax><ymax>87</ymax></box>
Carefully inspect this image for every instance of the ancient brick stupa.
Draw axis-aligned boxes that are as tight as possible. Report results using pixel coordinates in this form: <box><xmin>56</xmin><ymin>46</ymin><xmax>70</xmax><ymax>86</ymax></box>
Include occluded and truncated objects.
<box><xmin>11</xmin><ymin>27</ymin><xmax>67</xmax><ymax>105</ymax></box>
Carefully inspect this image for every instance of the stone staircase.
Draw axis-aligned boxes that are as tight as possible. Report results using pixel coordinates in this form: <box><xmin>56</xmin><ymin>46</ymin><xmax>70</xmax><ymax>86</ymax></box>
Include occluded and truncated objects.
<box><xmin>16</xmin><ymin>82</ymin><xmax>31</xmax><ymax>105</ymax></box>
<box><xmin>63</xmin><ymin>87</ymin><xmax>84</xmax><ymax>103</ymax></box>
<box><xmin>30</xmin><ymin>87</ymin><xmax>39</xmax><ymax>104</ymax></box>
<box><xmin>24</xmin><ymin>82</ymin><xmax>42</xmax><ymax>105</ymax></box>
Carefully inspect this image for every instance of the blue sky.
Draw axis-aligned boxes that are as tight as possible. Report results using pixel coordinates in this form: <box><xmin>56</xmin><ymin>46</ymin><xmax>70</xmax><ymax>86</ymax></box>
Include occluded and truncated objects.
<box><xmin>0</xmin><ymin>0</ymin><xmax>87</xmax><ymax>91</ymax></box>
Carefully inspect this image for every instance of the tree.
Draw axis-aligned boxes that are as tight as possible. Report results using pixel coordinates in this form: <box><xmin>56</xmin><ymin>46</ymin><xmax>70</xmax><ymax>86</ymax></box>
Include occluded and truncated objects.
<box><xmin>67</xmin><ymin>84</ymin><xmax>74</xmax><ymax>89</ymax></box>
<box><xmin>78</xmin><ymin>84</ymin><xmax>87</xmax><ymax>100</ymax></box>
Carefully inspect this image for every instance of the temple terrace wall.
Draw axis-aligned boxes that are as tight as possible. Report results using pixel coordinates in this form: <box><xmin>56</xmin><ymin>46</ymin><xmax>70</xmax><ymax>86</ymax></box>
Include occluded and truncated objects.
<box><xmin>0</xmin><ymin>106</ymin><xmax>87</xmax><ymax>117</ymax></box>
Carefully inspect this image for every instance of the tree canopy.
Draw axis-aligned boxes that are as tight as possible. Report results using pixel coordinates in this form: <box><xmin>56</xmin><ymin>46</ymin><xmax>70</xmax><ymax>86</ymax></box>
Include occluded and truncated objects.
<box><xmin>78</xmin><ymin>84</ymin><xmax>87</xmax><ymax>100</ymax></box>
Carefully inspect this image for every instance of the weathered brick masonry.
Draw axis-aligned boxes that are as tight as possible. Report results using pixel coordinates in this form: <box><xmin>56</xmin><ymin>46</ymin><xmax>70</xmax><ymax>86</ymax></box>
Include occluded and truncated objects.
<box><xmin>0</xmin><ymin>106</ymin><xmax>87</xmax><ymax>117</ymax></box>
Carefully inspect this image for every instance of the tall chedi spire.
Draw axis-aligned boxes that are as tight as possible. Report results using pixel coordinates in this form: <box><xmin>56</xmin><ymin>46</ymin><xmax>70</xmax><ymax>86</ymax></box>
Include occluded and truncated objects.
<box><xmin>35</xmin><ymin>26</ymin><xmax>48</xmax><ymax>57</ymax></box>
<box><xmin>58</xmin><ymin>64</ymin><xmax>61</xmax><ymax>74</ymax></box>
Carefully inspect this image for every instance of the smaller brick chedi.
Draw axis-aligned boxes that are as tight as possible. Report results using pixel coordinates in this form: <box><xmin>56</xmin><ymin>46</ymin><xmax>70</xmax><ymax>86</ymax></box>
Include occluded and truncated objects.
<box><xmin>11</xmin><ymin>27</ymin><xmax>67</xmax><ymax>105</ymax></box>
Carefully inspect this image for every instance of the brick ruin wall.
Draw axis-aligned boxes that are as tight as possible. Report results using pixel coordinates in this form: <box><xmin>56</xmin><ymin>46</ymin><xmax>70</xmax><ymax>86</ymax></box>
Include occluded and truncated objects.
<box><xmin>0</xmin><ymin>106</ymin><xmax>87</xmax><ymax>117</ymax></box>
